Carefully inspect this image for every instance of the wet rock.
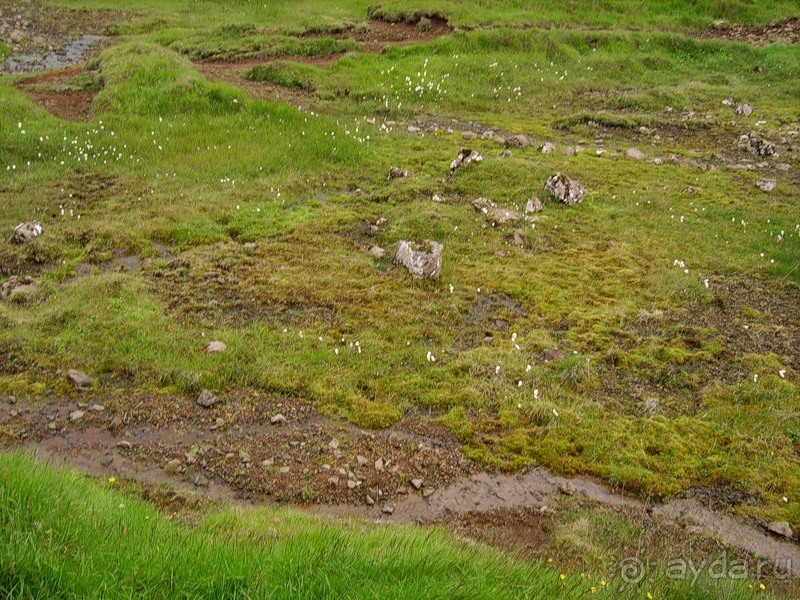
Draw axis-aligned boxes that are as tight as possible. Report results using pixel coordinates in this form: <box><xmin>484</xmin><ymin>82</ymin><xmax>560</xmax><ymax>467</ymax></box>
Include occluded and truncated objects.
<box><xmin>756</xmin><ymin>179</ymin><xmax>776</xmax><ymax>192</ymax></box>
<box><xmin>270</xmin><ymin>413</ymin><xmax>287</xmax><ymax>425</ymax></box>
<box><xmin>735</xmin><ymin>103</ymin><xmax>753</xmax><ymax>116</ymax></box>
<box><xmin>387</xmin><ymin>166</ymin><xmax>411</xmax><ymax>180</ymax></box>
<box><xmin>394</xmin><ymin>240</ymin><xmax>443</xmax><ymax>281</ymax></box>
<box><xmin>543</xmin><ymin>348</ymin><xmax>564</xmax><ymax>362</ymax></box>
<box><xmin>544</xmin><ymin>173</ymin><xmax>587</xmax><ymax>206</ymax></box>
<box><xmin>488</xmin><ymin>207</ymin><xmax>519</xmax><ymax>224</ymax></box>
<box><xmin>626</xmin><ymin>147</ymin><xmax>645</xmax><ymax>160</ymax></box>
<box><xmin>206</xmin><ymin>340</ymin><xmax>226</xmax><ymax>353</ymax></box>
<box><xmin>369</xmin><ymin>246</ymin><xmax>386</xmax><ymax>259</ymax></box>
<box><xmin>69</xmin><ymin>410</ymin><xmax>85</xmax><ymax>422</ymax></box>
<box><xmin>9</xmin><ymin>221</ymin><xmax>42</xmax><ymax>244</ymax></box>
<box><xmin>67</xmin><ymin>369</ymin><xmax>93</xmax><ymax>391</ymax></box>
<box><xmin>525</xmin><ymin>198</ymin><xmax>543</xmax><ymax>213</ymax></box>
<box><xmin>767</xmin><ymin>521</ymin><xmax>793</xmax><ymax>539</ymax></box>
<box><xmin>505</xmin><ymin>134</ymin><xmax>530</xmax><ymax>149</ymax></box>
<box><xmin>449</xmin><ymin>148</ymin><xmax>482</xmax><ymax>173</ymax></box>
<box><xmin>196</xmin><ymin>389</ymin><xmax>218</xmax><ymax>408</ymax></box>
<box><xmin>738</xmin><ymin>131</ymin><xmax>776</xmax><ymax>157</ymax></box>
<box><xmin>539</xmin><ymin>142</ymin><xmax>555</xmax><ymax>153</ymax></box>
<box><xmin>461</xmin><ymin>130</ymin><xmax>478</xmax><ymax>140</ymax></box>
<box><xmin>0</xmin><ymin>276</ymin><xmax>38</xmax><ymax>300</ymax></box>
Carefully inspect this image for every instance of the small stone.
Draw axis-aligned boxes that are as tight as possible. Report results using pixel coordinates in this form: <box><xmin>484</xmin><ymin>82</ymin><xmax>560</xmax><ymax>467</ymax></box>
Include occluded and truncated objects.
<box><xmin>734</xmin><ymin>103</ymin><xmax>753</xmax><ymax>116</ymax></box>
<box><xmin>722</xmin><ymin>97</ymin><xmax>735</xmax><ymax>106</ymax></box>
<box><xmin>89</xmin><ymin>404</ymin><xmax>105</xmax><ymax>412</ymax></box>
<box><xmin>488</xmin><ymin>207</ymin><xmax>519</xmax><ymax>224</ymax></box>
<box><xmin>462</xmin><ymin>130</ymin><xmax>478</xmax><ymax>140</ymax></box>
<box><xmin>450</xmin><ymin>148</ymin><xmax>482</xmax><ymax>173</ymax></box>
<box><xmin>347</xmin><ymin>479</ymin><xmax>357</xmax><ymax>489</ymax></box>
<box><xmin>375</xmin><ymin>458</ymin><xmax>384</xmax><ymax>471</ymax></box>
<box><xmin>262</xmin><ymin>458</ymin><xmax>274</xmax><ymax>467</ymax></box>
<box><xmin>394</xmin><ymin>240</ymin><xmax>443</xmax><ymax>281</ymax></box>
<box><xmin>756</xmin><ymin>179</ymin><xmax>776</xmax><ymax>192</ymax></box>
<box><xmin>525</xmin><ymin>198</ymin><xmax>543</xmax><ymax>213</ymax></box>
<box><xmin>270</xmin><ymin>414</ymin><xmax>287</xmax><ymax>425</ymax></box>
<box><xmin>480</xmin><ymin>130</ymin><xmax>495</xmax><ymax>140</ymax></box>
<box><xmin>483</xmin><ymin>336</ymin><xmax>494</xmax><ymax>345</ymax></box>
<box><xmin>382</xmin><ymin>506</ymin><xmax>395</xmax><ymax>515</ymax></box>
<box><xmin>410</xmin><ymin>478</ymin><xmax>424</xmax><ymax>490</ymax></box>
<box><xmin>164</xmin><ymin>458</ymin><xmax>182</xmax><ymax>474</ymax></box>
<box><xmin>539</xmin><ymin>142</ymin><xmax>555</xmax><ymax>153</ymax></box>
<box><xmin>109</xmin><ymin>416</ymin><xmax>123</xmax><ymax>431</ymax></box>
<box><xmin>100</xmin><ymin>452</ymin><xmax>113</xmax><ymax>466</ymax></box>
<box><xmin>407</xmin><ymin>125</ymin><xmax>420</xmax><ymax>133</ymax></box>
<box><xmin>369</xmin><ymin>246</ymin><xmax>386</xmax><ymax>259</ymax></box>
<box><xmin>206</xmin><ymin>341</ymin><xmax>226</xmax><ymax>353</ymax></box>
<box><xmin>504</xmin><ymin>134</ymin><xmax>530</xmax><ymax>149</ymax></box>
<box><xmin>69</xmin><ymin>410</ymin><xmax>85</xmax><ymax>422</ymax></box>
<box><xmin>544</xmin><ymin>173</ymin><xmax>587</xmax><ymax>206</ymax></box>
<box><xmin>9</xmin><ymin>221</ymin><xmax>42</xmax><ymax>244</ymax></box>
<box><xmin>626</xmin><ymin>147</ymin><xmax>645</xmax><ymax>160</ymax></box>
<box><xmin>558</xmin><ymin>481</ymin><xmax>577</xmax><ymax>496</ymax></box>
<box><xmin>328</xmin><ymin>476</ymin><xmax>339</xmax><ymax>486</ymax></box>
<box><xmin>388</xmin><ymin>166</ymin><xmax>411</xmax><ymax>180</ymax></box>
<box><xmin>357</xmin><ymin>455</ymin><xmax>369</xmax><ymax>466</ymax></box>
<box><xmin>48</xmin><ymin>422</ymin><xmax>57</xmax><ymax>430</ymax></box>
<box><xmin>67</xmin><ymin>369</ymin><xmax>93</xmax><ymax>391</ymax></box>
<box><xmin>279</xmin><ymin>466</ymin><xmax>291</xmax><ymax>474</ymax></box>
<box><xmin>239</xmin><ymin>450</ymin><xmax>251</xmax><ymax>463</ymax></box>
<box><xmin>366</xmin><ymin>495</ymin><xmax>375</xmax><ymax>505</ymax></box>
<box><xmin>116</xmin><ymin>440</ymin><xmax>132</xmax><ymax>449</ymax></box>
<box><xmin>6</xmin><ymin>396</ymin><xmax>16</xmax><ymax>405</ymax></box>
<box><xmin>422</xmin><ymin>488</ymin><xmax>435</xmax><ymax>498</ymax></box>
<box><xmin>543</xmin><ymin>348</ymin><xmax>564</xmax><ymax>362</ymax></box>
<box><xmin>328</xmin><ymin>438</ymin><xmax>339</xmax><ymax>450</ymax></box>
<box><xmin>196</xmin><ymin>389</ymin><xmax>218</xmax><ymax>408</ymax></box>
<box><xmin>767</xmin><ymin>521</ymin><xmax>793</xmax><ymax>539</ymax></box>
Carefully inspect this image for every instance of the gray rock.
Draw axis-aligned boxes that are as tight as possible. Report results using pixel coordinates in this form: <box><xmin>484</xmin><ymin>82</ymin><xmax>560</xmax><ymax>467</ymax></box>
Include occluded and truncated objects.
<box><xmin>734</xmin><ymin>103</ymin><xmax>753</xmax><ymax>116</ymax></box>
<box><xmin>626</xmin><ymin>147</ymin><xmax>645</xmax><ymax>160</ymax></box>
<box><xmin>394</xmin><ymin>240</ymin><xmax>443</xmax><ymax>281</ymax></box>
<box><xmin>492</xmin><ymin>136</ymin><xmax>505</xmax><ymax>145</ymax></box>
<box><xmin>206</xmin><ymin>340</ymin><xmax>226</xmax><ymax>353</ymax></box>
<box><xmin>270</xmin><ymin>413</ymin><xmax>287</xmax><ymax>425</ymax></box>
<box><xmin>450</xmin><ymin>148</ymin><xmax>482</xmax><ymax>173</ymax></box>
<box><xmin>505</xmin><ymin>134</ymin><xmax>530</xmax><ymax>149</ymax></box>
<box><xmin>558</xmin><ymin>481</ymin><xmax>577</xmax><ymax>496</ymax></box>
<box><xmin>196</xmin><ymin>389</ymin><xmax>218</xmax><ymax>408</ymax></box>
<box><xmin>347</xmin><ymin>479</ymin><xmax>357</xmax><ymax>489</ymax></box>
<box><xmin>365</xmin><ymin>495</ymin><xmax>375</xmax><ymax>505</ymax></box>
<box><xmin>488</xmin><ymin>207</ymin><xmax>519</xmax><ymax>224</ymax></box>
<box><xmin>387</xmin><ymin>166</ymin><xmax>411</xmax><ymax>180</ymax></box>
<box><xmin>539</xmin><ymin>142</ymin><xmax>555</xmax><ymax>153</ymax></box>
<box><xmin>756</xmin><ymin>179</ymin><xmax>776</xmax><ymax>192</ymax></box>
<box><xmin>525</xmin><ymin>197</ymin><xmax>543</xmax><ymax>213</ymax></box>
<box><xmin>544</xmin><ymin>173</ymin><xmax>587</xmax><ymax>206</ymax></box>
<box><xmin>472</xmin><ymin>197</ymin><xmax>496</xmax><ymax>213</ymax></box>
<box><xmin>164</xmin><ymin>458</ymin><xmax>182</xmax><ymax>474</ymax></box>
<box><xmin>69</xmin><ymin>410</ymin><xmax>85</xmax><ymax>422</ymax></box>
<box><xmin>100</xmin><ymin>452</ymin><xmax>113</xmax><ymax>466</ymax></box>
<box><xmin>369</xmin><ymin>246</ymin><xmax>386</xmax><ymax>259</ymax></box>
<box><xmin>382</xmin><ymin>506</ymin><xmax>395</xmax><ymax>515</ymax></box>
<box><xmin>738</xmin><ymin>132</ymin><xmax>776</xmax><ymax>157</ymax></box>
<box><xmin>9</xmin><ymin>221</ymin><xmax>42</xmax><ymax>244</ymax></box>
<box><xmin>461</xmin><ymin>130</ymin><xmax>478</xmax><ymax>140</ymax></box>
<box><xmin>767</xmin><ymin>521</ymin><xmax>793</xmax><ymax>539</ymax></box>
<box><xmin>67</xmin><ymin>369</ymin><xmax>93</xmax><ymax>391</ymax></box>
<box><xmin>480</xmin><ymin>130</ymin><xmax>495</xmax><ymax>140</ymax></box>
<box><xmin>0</xmin><ymin>276</ymin><xmax>38</xmax><ymax>300</ymax></box>
<box><xmin>328</xmin><ymin>438</ymin><xmax>339</xmax><ymax>450</ymax></box>
<box><xmin>722</xmin><ymin>97</ymin><xmax>735</xmax><ymax>106</ymax></box>
<box><xmin>411</xmin><ymin>478</ymin><xmax>424</xmax><ymax>490</ymax></box>
<box><xmin>775</xmin><ymin>163</ymin><xmax>791</xmax><ymax>171</ymax></box>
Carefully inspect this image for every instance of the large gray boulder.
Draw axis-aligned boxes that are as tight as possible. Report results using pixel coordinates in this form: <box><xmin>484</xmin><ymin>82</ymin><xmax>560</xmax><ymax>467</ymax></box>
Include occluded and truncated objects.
<box><xmin>544</xmin><ymin>173</ymin><xmax>587</xmax><ymax>206</ymax></box>
<box><xmin>394</xmin><ymin>240</ymin><xmax>443</xmax><ymax>281</ymax></box>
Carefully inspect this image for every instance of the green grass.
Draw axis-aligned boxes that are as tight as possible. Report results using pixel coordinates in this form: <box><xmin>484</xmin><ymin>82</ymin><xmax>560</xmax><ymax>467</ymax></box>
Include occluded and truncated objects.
<box><xmin>0</xmin><ymin>2</ymin><xmax>799</xmax><ymax>592</ymax></box>
<box><xmin>0</xmin><ymin>451</ymin><xmax>777</xmax><ymax>599</ymax></box>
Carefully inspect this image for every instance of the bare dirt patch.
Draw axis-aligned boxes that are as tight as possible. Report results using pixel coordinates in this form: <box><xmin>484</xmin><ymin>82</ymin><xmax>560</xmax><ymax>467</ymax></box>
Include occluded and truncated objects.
<box><xmin>194</xmin><ymin>59</ymin><xmax>315</xmax><ymax>105</ymax></box>
<box><xmin>16</xmin><ymin>66</ymin><xmax>95</xmax><ymax>121</ymax></box>
<box><xmin>700</xmin><ymin>17</ymin><xmax>800</xmax><ymax>47</ymax></box>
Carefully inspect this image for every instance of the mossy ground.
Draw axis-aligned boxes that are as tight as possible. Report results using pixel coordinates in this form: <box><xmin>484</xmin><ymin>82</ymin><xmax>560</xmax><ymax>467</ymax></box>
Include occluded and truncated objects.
<box><xmin>0</xmin><ymin>0</ymin><xmax>799</xmax><ymax>592</ymax></box>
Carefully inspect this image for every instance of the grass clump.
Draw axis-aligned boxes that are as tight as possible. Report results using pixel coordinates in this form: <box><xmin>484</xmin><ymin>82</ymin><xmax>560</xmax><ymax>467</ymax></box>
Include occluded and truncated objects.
<box><xmin>246</xmin><ymin>61</ymin><xmax>318</xmax><ymax>91</ymax></box>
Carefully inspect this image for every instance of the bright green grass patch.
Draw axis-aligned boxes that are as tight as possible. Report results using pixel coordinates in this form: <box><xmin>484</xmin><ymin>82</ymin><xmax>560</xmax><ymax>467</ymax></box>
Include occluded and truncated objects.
<box><xmin>0</xmin><ymin>451</ymin><xmax>776</xmax><ymax>599</ymax></box>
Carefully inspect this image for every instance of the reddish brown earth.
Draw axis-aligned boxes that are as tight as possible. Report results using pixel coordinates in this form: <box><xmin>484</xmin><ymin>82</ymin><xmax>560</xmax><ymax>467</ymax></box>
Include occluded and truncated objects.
<box><xmin>16</xmin><ymin>66</ymin><xmax>95</xmax><ymax>121</ymax></box>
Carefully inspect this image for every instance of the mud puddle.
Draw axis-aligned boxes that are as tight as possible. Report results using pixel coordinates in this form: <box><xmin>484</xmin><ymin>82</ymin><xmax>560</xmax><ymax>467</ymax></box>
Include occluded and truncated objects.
<box><xmin>1</xmin><ymin>34</ymin><xmax>104</xmax><ymax>74</ymax></box>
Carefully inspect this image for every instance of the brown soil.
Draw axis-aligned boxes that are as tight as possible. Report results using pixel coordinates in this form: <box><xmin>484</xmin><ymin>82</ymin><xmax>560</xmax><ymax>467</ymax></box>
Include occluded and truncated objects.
<box><xmin>700</xmin><ymin>17</ymin><xmax>800</xmax><ymax>47</ymax></box>
<box><xmin>16</xmin><ymin>66</ymin><xmax>95</xmax><ymax>121</ymax></box>
<box><xmin>193</xmin><ymin>59</ymin><xmax>315</xmax><ymax>106</ymax></box>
